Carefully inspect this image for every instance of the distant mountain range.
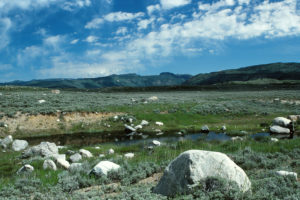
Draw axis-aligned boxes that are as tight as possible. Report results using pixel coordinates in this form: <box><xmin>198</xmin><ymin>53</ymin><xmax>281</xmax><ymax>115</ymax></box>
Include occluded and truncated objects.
<box><xmin>0</xmin><ymin>72</ymin><xmax>192</xmax><ymax>89</ymax></box>
<box><xmin>1</xmin><ymin>63</ymin><xmax>300</xmax><ymax>89</ymax></box>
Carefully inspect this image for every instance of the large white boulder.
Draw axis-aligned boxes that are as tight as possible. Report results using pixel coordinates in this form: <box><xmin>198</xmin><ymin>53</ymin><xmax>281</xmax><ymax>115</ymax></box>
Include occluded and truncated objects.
<box><xmin>17</xmin><ymin>164</ymin><xmax>34</xmax><ymax>174</ymax></box>
<box><xmin>22</xmin><ymin>142</ymin><xmax>58</xmax><ymax>158</ymax></box>
<box><xmin>273</xmin><ymin>117</ymin><xmax>291</xmax><ymax>127</ymax></box>
<box><xmin>1</xmin><ymin>135</ymin><xmax>13</xmax><ymax>148</ymax></box>
<box><xmin>70</xmin><ymin>153</ymin><xmax>82</xmax><ymax>163</ymax></box>
<box><xmin>91</xmin><ymin>161</ymin><xmax>120</xmax><ymax>176</ymax></box>
<box><xmin>153</xmin><ymin>150</ymin><xmax>251</xmax><ymax>196</ymax></box>
<box><xmin>12</xmin><ymin>140</ymin><xmax>28</xmax><ymax>151</ymax></box>
<box><xmin>270</xmin><ymin>125</ymin><xmax>290</xmax><ymax>134</ymax></box>
<box><xmin>79</xmin><ymin>149</ymin><xmax>93</xmax><ymax>158</ymax></box>
<box><xmin>43</xmin><ymin>159</ymin><xmax>57</xmax><ymax>171</ymax></box>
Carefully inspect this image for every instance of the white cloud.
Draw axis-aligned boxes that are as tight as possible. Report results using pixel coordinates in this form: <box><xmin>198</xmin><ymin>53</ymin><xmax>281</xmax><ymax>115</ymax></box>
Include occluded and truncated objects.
<box><xmin>0</xmin><ymin>64</ymin><xmax>12</xmax><ymax>71</ymax></box>
<box><xmin>160</xmin><ymin>0</ymin><xmax>191</xmax><ymax>9</ymax></box>
<box><xmin>85</xmin><ymin>36</ymin><xmax>98</xmax><ymax>43</ymax></box>
<box><xmin>104</xmin><ymin>11</ymin><xmax>144</xmax><ymax>22</ymax></box>
<box><xmin>138</xmin><ymin>19</ymin><xmax>153</xmax><ymax>30</ymax></box>
<box><xmin>0</xmin><ymin>18</ymin><xmax>12</xmax><ymax>50</ymax></box>
<box><xmin>62</xmin><ymin>0</ymin><xmax>91</xmax><ymax>11</ymax></box>
<box><xmin>147</xmin><ymin>4</ymin><xmax>161</xmax><ymax>15</ymax></box>
<box><xmin>70</xmin><ymin>39</ymin><xmax>79</xmax><ymax>44</ymax></box>
<box><xmin>116</xmin><ymin>27</ymin><xmax>128</xmax><ymax>35</ymax></box>
<box><xmin>0</xmin><ymin>0</ymin><xmax>59</xmax><ymax>12</ymax></box>
<box><xmin>85</xmin><ymin>12</ymin><xmax>144</xmax><ymax>29</ymax></box>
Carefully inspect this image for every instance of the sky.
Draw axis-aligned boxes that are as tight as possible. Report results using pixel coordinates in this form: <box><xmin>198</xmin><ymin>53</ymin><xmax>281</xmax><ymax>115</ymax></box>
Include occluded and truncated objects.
<box><xmin>0</xmin><ymin>0</ymin><xmax>300</xmax><ymax>82</ymax></box>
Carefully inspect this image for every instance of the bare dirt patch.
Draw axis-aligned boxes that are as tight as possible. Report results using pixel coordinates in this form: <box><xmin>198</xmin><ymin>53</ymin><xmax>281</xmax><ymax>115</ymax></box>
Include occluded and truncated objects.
<box><xmin>0</xmin><ymin>111</ymin><xmax>121</xmax><ymax>136</ymax></box>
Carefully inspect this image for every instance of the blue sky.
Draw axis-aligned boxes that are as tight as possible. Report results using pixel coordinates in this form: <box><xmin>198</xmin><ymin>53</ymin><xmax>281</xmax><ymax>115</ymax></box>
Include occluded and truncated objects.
<box><xmin>0</xmin><ymin>0</ymin><xmax>300</xmax><ymax>82</ymax></box>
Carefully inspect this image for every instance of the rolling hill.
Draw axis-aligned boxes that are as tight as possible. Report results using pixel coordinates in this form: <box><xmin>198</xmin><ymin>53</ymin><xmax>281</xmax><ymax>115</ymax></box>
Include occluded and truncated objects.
<box><xmin>184</xmin><ymin>62</ymin><xmax>300</xmax><ymax>85</ymax></box>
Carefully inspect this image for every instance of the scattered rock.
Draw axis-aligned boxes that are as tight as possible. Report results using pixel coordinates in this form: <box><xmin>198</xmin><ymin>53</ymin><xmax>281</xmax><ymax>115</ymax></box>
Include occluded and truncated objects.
<box><xmin>43</xmin><ymin>159</ymin><xmax>57</xmax><ymax>171</ymax></box>
<box><xmin>288</xmin><ymin>115</ymin><xmax>300</xmax><ymax>122</ymax></box>
<box><xmin>156</xmin><ymin>132</ymin><xmax>164</xmax><ymax>136</ymax></box>
<box><xmin>231</xmin><ymin>136</ymin><xmax>243</xmax><ymax>141</ymax></box>
<box><xmin>140</xmin><ymin>120</ymin><xmax>149</xmax><ymax>126</ymax></box>
<box><xmin>12</xmin><ymin>140</ymin><xmax>28</xmax><ymax>151</ymax></box>
<box><xmin>153</xmin><ymin>150</ymin><xmax>251</xmax><ymax>196</ymax></box>
<box><xmin>51</xmin><ymin>89</ymin><xmax>60</xmax><ymax>94</ymax></box>
<box><xmin>271</xmin><ymin>138</ymin><xmax>279</xmax><ymax>142</ymax></box>
<box><xmin>1</xmin><ymin>135</ymin><xmax>13</xmax><ymax>148</ymax></box>
<box><xmin>52</xmin><ymin>154</ymin><xmax>66</xmax><ymax>161</ymax></box>
<box><xmin>273</xmin><ymin>117</ymin><xmax>291</xmax><ymax>127</ymax></box>
<box><xmin>152</xmin><ymin>140</ymin><xmax>161</xmax><ymax>146</ymax></box>
<box><xmin>221</xmin><ymin>125</ymin><xmax>226</xmax><ymax>132</ymax></box>
<box><xmin>270</xmin><ymin>125</ymin><xmax>290</xmax><ymax>134</ymax></box>
<box><xmin>94</xmin><ymin>146</ymin><xmax>100</xmax><ymax>149</ymax></box>
<box><xmin>276</xmin><ymin>171</ymin><xmax>297</xmax><ymax>179</ymax></box>
<box><xmin>56</xmin><ymin>158</ymin><xmax>70</xmax><ymax>169</ymax></box>
<box><xmin>99</xmin><ymin>154</ymin><xmax>105</xmax><ymax>158</ymax></box>
<box><xmin>155</xmin><ymin>122</ymin><xmax>164</xmax><ymax>126</ymax></box>
<box><xmin>79</xmin><ymin>149</ymin><xmax>93</xmax><ymax>158</ymax></box>
<box><xmin>22</xmin><ymin>142</ymin><xmax>58</xmax><ymax>158</ymax></box>
<box><xmin>70</xmin><ymin>153</ymin><xmax>82</xmax><ymax>163</ymax></box>
<box><xmin>148</xmin><ymin>96</ymin><xmax>158</xmax><ymax>101</ymax></box>
<box><xmin>69</xmin><ymin>163</ymin><xmax>82</xmax><ymax>172</ymax></box>
<box><xmin>108</xmin><ymin>148</ymin><xmax>114</xmax><ymax>154</ymax></box>
<box><xmin>124</xmin><ymin>124</ymin><xmax>136</xmax><ymax>132</ymax></box>
<box><xmin>90</xmin><ymin>161</ymin><xmax>120</xmax><ymax>176</ymax></box>
<box><xmin>124</xmin><ymin>153</ymin><xmax>134</xmax><ymax>159</ymax></box>
<box><xmin>17</xmin><ymin>164</ymin><xmax>34</xmax><ymax>174</ymax></box>
<box><xmin>38</xmin><ymin>99</ymin><xmax>46</xmax><ymax>104</ymax></box>
<box><xmin>134</xmin><ymin>125</ymin><xmax>143</xmax><ymax>130</ymax></box>
<box><xmin>113</xmin><ymin>115</ymin><xmax>119</xmax><ymax>121</ymax></box>
<box><xmin>201</xmin><ymin>125</ymin><xmax>209</xmax><ymax>133</ymax></box>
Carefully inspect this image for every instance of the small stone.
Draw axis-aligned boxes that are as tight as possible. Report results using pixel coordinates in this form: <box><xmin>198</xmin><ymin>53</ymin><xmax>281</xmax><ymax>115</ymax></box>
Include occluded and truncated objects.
<box><xmin>134</xmin><ymin>125</ymin><xmax>143</xmax><ymax>130</ymax></box>
<box><xmin>90</xmin><ymin>161</ymin><xmax>120</xmax><ymax>176</ymax></box>
<box><xmin>12</xmin><ymin>140</ymin><xmax>28</xmax><ymax>151</ymax></box>
<box><xmin>79</xmin><ymin>149</ymin><xmax>93</xmax><ymax>158</ymax></box>
<box><xmin>201</xmin><ymin>125</ymin><xmax>209</xmax><ymax>133</ymax></box>
<box><xmin>231</xmin><ymin>136</ymin><xmax>243</xmax><ymax>141</ymax></box>
<box><xmin>108</xmin><ymin>148</ymin><xmax>114</xmax><ymax>154</ymax></box>
<box><xmin>56</xmin><ymin>158</ymin><xmax>70</xmax><ymax>169</ymax></box>
<box><xmin>148</xmin><ymin>96</ymin><xmax>158</xmax><ymax>101</ymax></box>
<box><xmin>38</xmin><ymin>99</ymin><xmax>46</xmax><ymax>104</ymax></box>
<box><xmin>271</xmin><ymin>138</ymin><xmax>279</xmax><ymax>142</ymax></box>
<box><xmin>155</xmin><ymin>122</ymin><xmax>164</xmax><ymax>126</ymax></box>
<box><xmin>70</xmin><ymin>153</ymin><xmax>82</xmax><ymax>163</ymax></box>
<box><xmin>43</xmin><ymin>159</ymin><xmax>57</xmax><ymax>171</ymax></box>
<box><xmin>276</xmin><ymin>171</ymin><xmax>297</xmax><ymax>179</ymax></box>
<box><xmin>124</xmin><ymin>153</ymin><xmax>134</xmax><ymax>159</ymax></box>
<box><xmin>125</xmin><ymin>124</ymin><xmax>136</xmax><ymax>132</ymax></box>
<box><xmin>140</xmin><ymin>120</ymin><xmax>149</xmax><ymax>126</ymax></box>
<box><xmin>17</xmin><ymin>164</ymin><xmax>34</xmax><ymax>174</ymax></box>
<box><xmin>1</xmin><ymin>135</ymin><xmax>13</xmax><ymax>148</ymax></box>
<box><xmin>221</xmin><ymin>125</ymin><xmax>226</xmax><ymax>131</ymax></box>
<box><xmin>152</xmin><ymin>140</ymin><xmax>161</xmax><ymax>146</ymax></box>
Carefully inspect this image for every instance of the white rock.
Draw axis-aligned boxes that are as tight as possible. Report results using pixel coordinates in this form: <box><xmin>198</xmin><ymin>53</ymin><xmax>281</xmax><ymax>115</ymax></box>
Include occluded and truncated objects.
<box><xmin>125</xmin><ymin>124</ymin><xmax>136</xmax><ymax>132</ymax></box>
<box><xmin>140</xmin><ymin>120</ymin><xmax>149</xmax><ymax>126</ymax></box>
<box><xmin>69</xmin><ymin>163</ymin><xmax>82</xmax><ymax>172</ymax></box>
<box><xmin>288</xmin><ymin>115</ymin><xmax>300</xmax><ymax>122</ymax></box>
<box><xmin>124</xmin><ymin>153</ymin><xmax>134</xmax><ymax>159</ymax></box>
<box><xmin>156</xmin><ymin>132</ymin><xmax>164</xmax><ymax>136</ymax></box>
<box><xmin>99</xmin><ymin>154</ymin><xmax>105</xmax><ymax>158</ymax></box>
<box><xmin>1</xmin><ymin>135</ymin><xmax>13</xmax><ymax>148</ymax></box>
<box><xmin>273</xmin><ymin>117</ymin><xmax>291</xmax><ymax>127</ymax></box>
<box><xmin>152</xmin><ymin>140</ymin><xmax>161</xmax><ymax>146</ymax></box>
<box><xmin>38</xmin><ymin>99</ymin><xmax>46</xmax><ymax>104</ymax></box>
<box><xmin>52</xmin><ymin>154</ymin><xmax>66</xmax><ymax>161</ymax></box>
<box><xmin>17</xmin><ymin>164</ymin><xmax>34</xmax><ymax>174</ymax></box>
<box><xmin>221</xmin><ymin>125</ymin><xmax>226</xmax><ymax>131</ymax></box>
<box><xmin>153</xmin><ymin>150</ymin><xmax>251</xmax><ymax>196</ymax></box>
<box><xmin>276</xmin><ymin>171</ymin><xmax>297</xmax><ymax>179</ymax></box>
<box><xmin>128</xmin><ymin>118</ymin><xmax>133</xmax><ymax>123</ymax></box>
<box><xmin>56</xmin><ymin>158</ymin><xmax>70</xmax><ymax>169</ymax></box>
<box><xmin>155</xmin><ymin>122</ymin><xmax>164</xmax><ymax>126</ymax></box>
<box><xmin>113</xmin><ymin>115</ymin><xmax>119</xmax><ymax>121</ymax></box>
<box><xmin>270</xmin><ymin>125</ymin><xmax>290</xmax><ymax>134</ymax></box>
<box><xmin>79</xmin><ymin>149</ymin><xmax>93</xmax><ymax>158</ymax></box>
<box><xmin>134</xmin><ymin>125</ymin><xmax>143</xmax><ymax>130</ymax></box>
<box><xmin>95</xmin><ymin>146</ymin><xmax>100</xmax><ymax>149</ymax></box>
<box><xmin>91</xmin><ymin>161</ymin><xmax>120</xmax><ymax>176</ymax></box>
<box><xmin>271</xmin><ymin>138</ymin><xmax>279</xmax><ymax>142</ymax></box>
<box><xmin>43</xmin><ymin>159</ymin><xmax>57</xmax><ymax>171</ymax></box>
<box><xmin>231</xmin><ymin>136</ymin><xmax>243</xmax><ymax>141</ymax></box>
<box><xmin>70</xmin><ymin>153</ymin><xmax>82</xmax><ymax>163</ymax></box>
<box><xmin>22</xmin><ymin>142</ymin><xmax>58</xmax><ymax>158</ymax></box>
<box><xmin>201</xmin><ymin>125</ymin><xmax>209</xmax><ymax>132</ymax></box>
<box><xmin>12</xmin><ymin>140</ymin><xmax>28</xmax><ymax>151</ymax></box>
<box><xmin>148</xmin><ymin>96</ymin><xmax>158</xmax><ymax>101</ymax></box>
<box><xmin>108</xmin><ymin>148</ymin><xmax>114</xmax><ymax>154</ymax></box>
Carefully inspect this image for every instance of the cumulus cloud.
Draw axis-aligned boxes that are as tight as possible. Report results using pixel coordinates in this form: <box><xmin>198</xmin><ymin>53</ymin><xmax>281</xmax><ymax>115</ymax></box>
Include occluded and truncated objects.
<box><xmin>0</xmin><ymin>0</ymin><xmax>59</xmax><ymax>12</ymax></box>
<box><xmin>85</xmin><ymin>12</ymin><xmax>144</xmax><ymax>29</ymax></box>
<box><xmin>62</xmin><ymin>0</ymin><xmax>91</xmax><ymax>11</ymax></box>
<box><xmin>116</xmin><ymin>27</ymin><xmax>128</xmax><ymax>35</ymax></box>
<box><xmin>147</xmin><ymin>4</ymin><xmax>161</xmax><ymax>15</ymax></box>
<box><xmin>160</xmin><ymin>0</ymin><xmax>191</xmax><ymax>9</ymax></box>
